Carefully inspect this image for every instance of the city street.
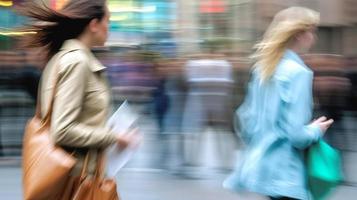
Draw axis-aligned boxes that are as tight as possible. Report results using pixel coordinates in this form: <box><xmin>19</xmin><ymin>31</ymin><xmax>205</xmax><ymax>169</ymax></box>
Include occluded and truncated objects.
<box><xmin>1</xmin><ymin>0</ymin><xmax>357</xmax><ymax>200</ymax></box>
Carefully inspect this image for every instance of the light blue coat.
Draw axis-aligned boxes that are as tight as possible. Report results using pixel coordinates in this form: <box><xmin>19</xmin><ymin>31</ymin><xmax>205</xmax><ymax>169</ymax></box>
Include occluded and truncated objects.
<box><xmin>224</xmin><ymin>50</ymin><xmax>322</xmax><ymax>200</ymax></box>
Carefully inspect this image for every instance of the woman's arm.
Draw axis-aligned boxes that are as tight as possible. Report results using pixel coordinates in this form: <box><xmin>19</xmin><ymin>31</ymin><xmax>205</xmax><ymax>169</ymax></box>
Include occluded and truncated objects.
<box><xmin>277</xmin><ymin>68</ymin><xmax>322</xmax><ymax>149</ymax></box>
<box><xmin>50</xmin><ymin>59</ymin><xmax>117</xmax><ymax>148</ymax></box>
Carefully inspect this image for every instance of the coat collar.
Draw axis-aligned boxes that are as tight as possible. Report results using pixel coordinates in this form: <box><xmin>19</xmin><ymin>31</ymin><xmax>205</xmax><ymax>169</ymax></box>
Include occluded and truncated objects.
<box><xmin>283</xmin><ymin>49</ymin><xmax>306</xmax><ymax>67</ymax></box>
<box><xmin>60</xmin><ymin>39</ymin><xmax>106</xmax><ymax>72</ymax></box>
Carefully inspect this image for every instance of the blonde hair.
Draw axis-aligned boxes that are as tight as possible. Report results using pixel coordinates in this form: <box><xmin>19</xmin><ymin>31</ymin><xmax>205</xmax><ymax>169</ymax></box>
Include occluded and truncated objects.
<box><xmin>252</xmin><ymin>7</ymin><xmax>320</xmax><ymax>82</ymax></box>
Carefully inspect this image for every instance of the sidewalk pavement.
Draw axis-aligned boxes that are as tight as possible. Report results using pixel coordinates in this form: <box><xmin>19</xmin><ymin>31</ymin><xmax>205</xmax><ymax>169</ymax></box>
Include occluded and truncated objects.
<box><xmin>1</xmin><ymin>114</ymin><xmax>356</xmax><ymax>199</ymax></box>
<box><xmin>1</xmin><ymin>166</ymin><xmax>357</xmax><ymax>200</ymax></box>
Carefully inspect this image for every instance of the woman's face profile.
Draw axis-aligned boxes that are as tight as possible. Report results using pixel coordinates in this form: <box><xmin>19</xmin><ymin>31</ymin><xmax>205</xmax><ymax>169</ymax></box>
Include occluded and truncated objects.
<box><xmin>296</xmin><ymin>27</ymin><xmax>317</xmax><ymax>53</ymax></box>
<box><xmin>91</xmin><ymin>6</ymin><xmax>110</xmax><ymax>46</ymax></box>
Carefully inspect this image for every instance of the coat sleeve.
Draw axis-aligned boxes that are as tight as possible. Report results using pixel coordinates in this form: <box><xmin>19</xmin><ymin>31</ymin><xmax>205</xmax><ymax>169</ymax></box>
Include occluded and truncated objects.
<box><xmin>50</xmin><ymin>59</ymin><xmax>118</xmax><ymax>148</ymax></box>
<box><xmin>235</xmin><ymin>72</ymin><xmax>256</xmax><ymax>145</ymax></box>
<box><xmin>276</xmin><ymin>69</ymin><xmax>322</xmax><ymax>149</ymax></box>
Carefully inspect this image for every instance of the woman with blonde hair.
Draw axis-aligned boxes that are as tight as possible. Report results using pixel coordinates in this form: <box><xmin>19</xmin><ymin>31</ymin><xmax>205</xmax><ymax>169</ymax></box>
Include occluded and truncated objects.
<box><xmin>223</xmin><ymin>7</ymin><xmax>333</xmax><ymax>200</ymax></box>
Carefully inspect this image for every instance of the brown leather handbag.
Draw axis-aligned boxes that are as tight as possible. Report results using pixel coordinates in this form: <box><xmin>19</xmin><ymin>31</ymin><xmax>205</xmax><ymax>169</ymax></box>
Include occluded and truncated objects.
<box><xmin>22</xmin><ymin>53</ymin><xmax>77</xmax><ymax>200</ymax></box>
<box><xmin>72</xmin><ymin>153</ymin><xmax>120</xmax><ymax>200</ymax></box>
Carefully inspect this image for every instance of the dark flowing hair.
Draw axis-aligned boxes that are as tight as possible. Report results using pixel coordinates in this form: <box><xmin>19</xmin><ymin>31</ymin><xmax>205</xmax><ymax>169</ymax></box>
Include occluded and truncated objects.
<box><xmin>19</xmin><ymin>0</ymin><xmax>107</xmax><ymax>60</ymax></box>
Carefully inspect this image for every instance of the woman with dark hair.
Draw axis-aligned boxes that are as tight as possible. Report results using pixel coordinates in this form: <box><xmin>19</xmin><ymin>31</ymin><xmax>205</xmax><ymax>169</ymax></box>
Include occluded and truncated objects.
<box><xmin>20</xmin><ymin>0</ymin><xmax>138</xmax><ymax>195</ymax></box>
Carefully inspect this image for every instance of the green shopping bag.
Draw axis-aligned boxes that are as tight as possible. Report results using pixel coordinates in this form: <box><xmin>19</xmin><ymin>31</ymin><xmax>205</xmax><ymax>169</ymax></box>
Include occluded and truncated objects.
<box><xmin>307</xmin><ymin>140</ymin><xmax>344</xmax><ymax>200</ymax></box>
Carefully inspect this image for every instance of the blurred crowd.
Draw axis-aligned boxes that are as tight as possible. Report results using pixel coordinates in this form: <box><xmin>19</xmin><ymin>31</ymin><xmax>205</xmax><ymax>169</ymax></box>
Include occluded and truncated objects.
<box><xmin>1</xmin><ymin>48</ymin><xmax>357</xmax><ymax>156</ymax></box>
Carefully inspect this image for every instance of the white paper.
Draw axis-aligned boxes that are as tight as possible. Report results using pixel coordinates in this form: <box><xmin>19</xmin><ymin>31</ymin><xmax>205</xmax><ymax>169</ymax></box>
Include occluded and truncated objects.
<box><xmin>106</xmin><ymin>100</ymin><xmax>140</xmax><ymax>177</ymax></box>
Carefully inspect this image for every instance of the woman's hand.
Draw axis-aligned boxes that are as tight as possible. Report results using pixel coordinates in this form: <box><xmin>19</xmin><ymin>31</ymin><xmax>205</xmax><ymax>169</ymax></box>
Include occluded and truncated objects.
<box><xmin>116</xmin><ymin>128</ymin><xmax>141</xmax><ymax>150</ymax></box>
<box><xmin>311</xmin><ymin>116</ymin><xmax>334</xmax><ymax>134</ymax></box>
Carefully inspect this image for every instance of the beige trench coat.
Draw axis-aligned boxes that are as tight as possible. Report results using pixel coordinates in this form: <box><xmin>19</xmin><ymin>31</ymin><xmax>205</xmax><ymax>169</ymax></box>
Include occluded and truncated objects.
<box><xmin>40</xmin><ymin>39</ymin><xmax>117</xmax><ymax>175</ymax></box>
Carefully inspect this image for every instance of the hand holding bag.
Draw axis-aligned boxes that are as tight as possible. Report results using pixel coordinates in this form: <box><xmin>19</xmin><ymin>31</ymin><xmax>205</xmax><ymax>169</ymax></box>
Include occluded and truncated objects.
<box><xmin>22</xmin><ymin>53</ymin><xmax>77</xmax><ymax>200</ymax></box>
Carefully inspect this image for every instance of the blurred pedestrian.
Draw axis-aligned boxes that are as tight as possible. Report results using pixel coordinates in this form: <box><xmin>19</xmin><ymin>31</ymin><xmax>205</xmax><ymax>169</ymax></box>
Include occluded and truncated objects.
<box><xmin>20</xmin><ymin>0</ymin><xmax>138</xmax><ymax>198</ymax></box>
<box><xmin>182</xmin><ymin>53</ymin><xmax>234</xmax><ymax>168</ymax></box>
<box><xmin>159</xmin><ymin>59</ymin><xmax>187</xmax><ymax>173</ymax></box>
<box><xmin>223</xmin><ymin>7</ymin><xmax>333</xmax><ymax>200</ymax></box>
<box><xmin>150</xmin><ymin>58</ymin><xmax>171</xmax><ymax>169</ymax></box>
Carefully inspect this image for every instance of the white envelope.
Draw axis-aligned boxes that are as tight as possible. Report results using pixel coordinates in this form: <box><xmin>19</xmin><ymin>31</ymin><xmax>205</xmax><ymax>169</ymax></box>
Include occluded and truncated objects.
<box><xmin>106</xmin><ymin>100</ymin><xmax>140</xmax><ymax>177</ymax></box>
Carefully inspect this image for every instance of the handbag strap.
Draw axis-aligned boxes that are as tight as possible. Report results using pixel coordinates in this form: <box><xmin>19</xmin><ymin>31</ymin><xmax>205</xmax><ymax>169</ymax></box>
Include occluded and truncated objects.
<box><xmin>79</xmin><ymin>152</ymin><xmax>106</xmax><ymax>180</ymax></box>
<box><xmin>94</xmin><ymin>153</ymin><xmax>106</xmax><ymax>180</ymax></box>
<box><xmin>80</xmin><ymin>152</ymin><xmax>91</xmax><ymax>180</ymax></box>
